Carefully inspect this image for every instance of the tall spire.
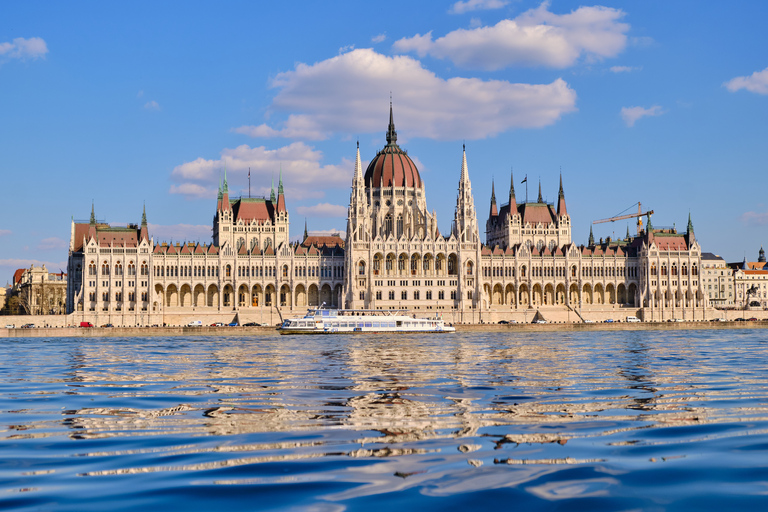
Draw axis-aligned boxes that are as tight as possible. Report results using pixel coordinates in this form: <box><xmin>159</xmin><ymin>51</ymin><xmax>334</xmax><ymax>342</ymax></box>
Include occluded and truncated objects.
<box><xmin>222</xmin><ymin>165</ymin><xmax>228</xmax><ymax>194</ymax></box>
<box><xmin>386</xmin><ymin>100</ymin><xmax>397</xmax><ymax>145</ymax></box>
<box><xmin>90</xmin><ymin>202</ymin><xmax>96</xmax><ymax>225</ymax></box>
<box><xmin>141</xmin><ymin>203</ymin><xmax>147</xmax><ymax>226</ymax></box>
<box><xmin>140</xmin><ymin>203</ymin><xmax>149</xmax><ymax>241</ymax></box>
<box><xmin>687</xmin><ymin>211</ymin><xmax>694</xmax><ymax>233</ymax></box>
<box><xmin>537</xmin><ymin>179</ymin><xmax>543</xmax><ymax>203</ymax></box>
<box><xmin>626</xmin><ymin>224</ymin><xmax>631</xmax><ymax>241</ymax></box>
<box><xmin>646</xmin><ymin>213</ymin><xmax>653</xmax><ymax>232</ymax></box>
<box><xmin>304</xmin><ymin>218</ymin><xmax>308</xmax><ymax>241</ymax></box>
<box><xmin>489</xmin><ymin>179</ymin><xmax>498</xmax><ymax>218</ymax></box>
<box><xmin>508</xmin><ymin>167</ymin><xmax>516</xmax><ymax>207</ymax></box>
<box><xmin>460</xmin><ymin>144</ymin><xmax>469</xmax><ymax>183</ymax></box>
<box><xmin>217</xmin><ymin>177</ymin><xmax>222</xmax><ymax>200</ymax></box>
<box><xmin>588</xmin><ymin>225</ymin><xmax>595</xmax><ymax>246</ymax></box>
<box><xmin>270</xmin><ymin>176</ymin><xmax>276</xmax><ymax>202</ymax></box>
<box><xmin>278</xmin><ymin>166</ymin><xmax>284</xmax><ymax>195</ymax></box>
<box><xmin>557</xmin><ymin>172</ymin><xmax>567</xmax><ymax>216</ymax></box>
<box><xmin>354</xmin><ymin>140</ymin><xmax>363</xmax><ymax>181</ymax></box>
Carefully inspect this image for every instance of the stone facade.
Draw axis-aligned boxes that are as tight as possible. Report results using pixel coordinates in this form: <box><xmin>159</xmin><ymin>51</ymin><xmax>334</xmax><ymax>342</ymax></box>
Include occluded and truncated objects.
<box><xmin>66</xmin><ymin>107</ymin><xmax>711</xmax><ymax>325</ymax></box>
<box><xmin>18</xmin><ymin>265</ymin><xmax>67</xmax><ymax>315</ymax></box>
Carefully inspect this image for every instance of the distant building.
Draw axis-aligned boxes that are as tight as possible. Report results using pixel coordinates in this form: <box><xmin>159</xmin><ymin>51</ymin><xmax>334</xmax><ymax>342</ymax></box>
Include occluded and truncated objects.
<box><xmin>701</xmin><ymin>253</ymin><xmax>734</xmax><ymax>307</ymax></box>
<box><xmin>18</xmin><ymin>265</ymin><xmax>67</xmax><ymax>315</ymax></box>
<box><xmin>729</xmin><ymin>248</ymin><xmax>768</xmax><ymax>310</ymax></box>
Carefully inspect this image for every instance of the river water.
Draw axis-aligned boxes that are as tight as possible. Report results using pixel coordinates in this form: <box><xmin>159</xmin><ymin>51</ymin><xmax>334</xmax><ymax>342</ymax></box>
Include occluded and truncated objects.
<box><xmin>1</xmin><ymin>330</ymin><xmax>768</xmax><ymax>511</ymax></box>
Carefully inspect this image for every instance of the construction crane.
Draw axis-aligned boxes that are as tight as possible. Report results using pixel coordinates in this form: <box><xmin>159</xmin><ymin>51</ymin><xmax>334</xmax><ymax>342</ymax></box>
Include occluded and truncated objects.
<box><xmin>593</xmin><ymin>202</ymin><xmax>654</xmax><ymax>236</ymax></box>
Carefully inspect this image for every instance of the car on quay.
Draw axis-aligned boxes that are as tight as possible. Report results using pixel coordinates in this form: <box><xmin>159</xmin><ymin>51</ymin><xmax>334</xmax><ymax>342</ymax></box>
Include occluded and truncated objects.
<box><xmin>625</xmin><ymin>316</ymin><xmax>641</xmax><ymax>323</ymax></box>
<box><xmin>21</xmin><ymin>324</ymin><xmax>35</xmax><ymax>329</ymax></box>
<box><xmin>243</xmin><ymin>322</ymin><xmax>261</xmax><ymax>327</ymax></box>
<box><xmin>5</xmin><ymin>324</ymin><xmax>15</xmax><ymax>329</ymax></box>
<box><xmin>228</xmin><ymin>322</ymin><xmax>239</xmax><ymax>327</ymax></box>
<box><xmin>604</xmin><ymin>319</ymin><xmax>614</xmax><ymax>323</ymax></box>
<box><xmin>187</xmin><ymin>320</ymin><xmax>202</xmax><ymax>327</ymax></box>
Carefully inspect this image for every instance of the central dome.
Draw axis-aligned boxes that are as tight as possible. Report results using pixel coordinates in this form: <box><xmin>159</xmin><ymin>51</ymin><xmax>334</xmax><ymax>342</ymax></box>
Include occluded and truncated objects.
<box><xmin>364</xmin><ymin>105</ymin><xmax>423</xmax><ymax>189</ymax></box>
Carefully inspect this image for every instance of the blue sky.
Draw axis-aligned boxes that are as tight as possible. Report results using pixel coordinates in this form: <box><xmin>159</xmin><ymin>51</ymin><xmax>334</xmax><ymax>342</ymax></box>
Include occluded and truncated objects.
<box><xmin>2</xmin><ymin>0</ymin><xmax>768</xmax><ymax>283</ymax></box>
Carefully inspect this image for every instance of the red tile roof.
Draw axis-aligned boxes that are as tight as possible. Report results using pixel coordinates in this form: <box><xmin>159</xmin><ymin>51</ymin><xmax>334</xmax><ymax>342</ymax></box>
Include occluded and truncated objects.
<box><xmin>302</xmin><ymin>235</ymin><xmax>344</xmax><ymax>248</ymax></box>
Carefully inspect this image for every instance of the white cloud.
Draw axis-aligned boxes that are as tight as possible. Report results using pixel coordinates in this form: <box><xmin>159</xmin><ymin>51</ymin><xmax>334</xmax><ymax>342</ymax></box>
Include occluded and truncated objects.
<box><xmin>339</xmin><ymin>44</ymin><xmax>355</xmax><ymax>54</ymax></box>
<box><xmin>137</xmin><ymin>90</ymin><xmax>144</xmax><ymax>98</ymax></box>
<box><xmin>0</xmin><ymin>229</ymin><xmax>10</xmax><ymax>237</ymax></box>
<box><xmin>0</xmin><ymin>37</ymin><xmax>48</xmax><ymax>61</ymax></box>
<box><xmin>610</xmin><ymin>65</ymin><xmax>640</xmax><ymax>73</ymax></box>
<box><xmin>147</xmin><ymin>223</ymin><xmax>211</xmax><ymax>242</ymax></box>
<box><xmin>144</xmin><ymin>100</ymin><xmax>160</xmax><ymax>111</ymax></box>
<box><xmin>450</xmin><ymin>0</ymin><xmax>509</xmax><ymax>15</ymax></box>
<box><xmin>724</xmin><ymin>67</ymin><xmax>768</xmax><ymax>95</ymax></box>
<box><xmin>36</xmin><ymin>237</ymin><xmax>68</xmax><ymax>251</ymax></box>
<box><xmin>296</xmin><ymin>203</ymin><xmax>348</xmax><ymax>218</ymax></box>
<box><xmin>250</xmin><ymin>48</ymin><xmax>576</xmax><ymax>141</ymax></box>
<box><xmin>740</xmin><ymin>211</ymin><xmax>768</xmax><ymax>226</ymax></box>
<box><xmin>233</xmin><ymin>115</ymin><xmax>325</xmax><ymax>140</ymax></box>
<box><xmin>620</xmin><ymin>105</ymin><xmax>664</xmax><ymax>127</ymax></box>
<box><xmin>0</xmin><ymin>259</ymin><xmax>66</xmax><ymax>269</ymax></box>
<box><xmin>394</xmin><ymin>3</ymin><xmax>629</xmax><ymax>70</ymax></box>
<box><xmin>171</xmin><ymin>142</ymin><xmax>352</xmax><ymax>201</ymax></box>
<box><xmin>372</xmin><ymin>33</ymin><xmax>387</xmax><ymax>43</ymax></box>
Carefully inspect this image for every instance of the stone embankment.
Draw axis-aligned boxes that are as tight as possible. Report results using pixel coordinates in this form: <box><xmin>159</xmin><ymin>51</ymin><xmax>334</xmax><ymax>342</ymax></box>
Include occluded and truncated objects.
<box><xmin>2</xmin><ymin>320</ymin><xmax>767</xmax><ymax>338</ymax></box>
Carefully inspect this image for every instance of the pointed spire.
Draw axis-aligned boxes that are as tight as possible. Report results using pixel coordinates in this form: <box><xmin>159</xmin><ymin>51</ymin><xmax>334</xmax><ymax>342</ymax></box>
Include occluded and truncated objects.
<box><xmin>278</xmin><ymin>166</ymin><xmax>284</xmax><ymax>195</ymax></box>
<box><xmin>626</xmin><ymin>225</ymin><xmax>631</xmax><ymax>241</ymax></box>
<box><xmin>646</xmin><ymin>213</ymin><xmax>653</xmax><ymax>232</ymax></box>
<box><xmin>270</xmin><ymin>176</ymin><xmax>276</xmax><ymax>202</ymax></box>
<box><xmin>508</xmin><ymin>167</ymin><xmax>516</xmax><ymax>207</ymax></box>
<box><xmin>687</xmin><ymin>211</ymin><xmax>694</xmax><ymax>233</ymax></box>
<box><xmin>304</xmin><ymin>218</ymin><xmax>308</xmax><ymax>241</ymax></box>
<box><xmin>557</xmin><ymin>172</ymin><xmax>567</xmax><ymax>216</ymax></box>
<box><xmin>217</xmin><ymin>177</ymin><xmax>222</xmax><ymax>200</ymax></box>
<box><xmin>489</xmin><ymin>179</ymin><xmax>498</xmax><ymax>218</ymax></box>
<box><xmin>460</xmin><ymin>144</ymin><xmax>469</xmax><ymax>183</ymax></box>
<box><xmin>222</xmin><ymin>165</ymin><xmax>228</xmax><ymax>194</ymax></box>
<box><xmin>537</xmin><ymin>179</ymin><xmax>543</xmax><ymax>203</ymax></box>
<box><xmin>141</xmin><ymin>203</ymin><xmax>147</xmax><ymax>226</ymax></box>
<box><xmin>353</xmin><ymin>140</ymin><xmax>363</xmax><ymax>182</ymax></box>
<box><xmin>588</xmin><ymin>225</ymin><xmax>595</xmax><ymax>246</ymax></box>
<box><xmin>386</xmin><ymin>100</ymin><xmax>397</xmax><ymax>145</ymax></box>
<box><xmin>90</xmin><ymin>202</ymin><xmax>96</xmax><ymax>225</ymax></box>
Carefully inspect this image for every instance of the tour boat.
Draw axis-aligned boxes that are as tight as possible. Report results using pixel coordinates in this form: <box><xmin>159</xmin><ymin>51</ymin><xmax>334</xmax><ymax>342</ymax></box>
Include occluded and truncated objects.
<box><xmin>278</xmin><ymin>308</ymin><xmax>455</xmax><ymax>334</ymax></box>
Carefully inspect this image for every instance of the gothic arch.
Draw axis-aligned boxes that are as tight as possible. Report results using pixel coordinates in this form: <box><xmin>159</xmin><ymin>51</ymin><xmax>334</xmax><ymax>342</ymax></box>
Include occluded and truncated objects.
<box><xmin>627</xmin><ymin>283</ymin><xmax>637</xmax><ymax>306</ymax></box>
<box><xmin>295</xmin><ymin>284</ymin><xmax>306</xmax><ymax>307</ymax></box>
<box><xmin>594</xmin><ymin>283</ymin><xmax>604</xmax><ymax>305</ymax></box>
<box><xmin>179</xmin><ymin>284</ymin><xmax>192</xmax><ymax>308</ymax></box>
<box><xmin>308</xmin><ymin>284</ymin><xmax>319</xmax><ymax>306</ymax></box>
<box><xmin>544</xmin><ymin>284</ymin><xmax>554</xmax><ymax>305</ymax></box>
<box><xmin>582</xmin><ymin>283</ymin><xmax>593</xmax><ymax>305</ymax></box>
<box><xmin>280</xmin><ymin>284</ymin><xmax>291</xmax><ymax>307</ymax></box>
<box><xmin>532</xmin><ymin>284</ymin><xmax>543</xmax><ymax>306</ymax></box>
<box><xmin>166</xmin><ymin>284</ymin><xmax>178</xmax><ymax>307</ymax></box>
<box><xmin>207</xmin><ymin>284</ymin><xmax>219</xmax><ymax>307</ymax></box>
<box><xmin>492</xmin><ymin>283</ymin><xmax>503</xmax><ymax>305</ymax></box>
<box><xmin>617</xmin><ymin>283</ymin><xmax>627</xmax><ymax>304</ymax></box>
<box><xmin>518</xmin><ymin>283</ymin><xmax>529</xmax><ymax>306</ymax></box>
<box><xmin>193</xmin><ymin>284</ymin><xmax>205</xmax><ymax>307</ymax></box>
<box><xmin>555</xmin><ymin>284</ymin><xmax>566</xmax><ymax>305</ymax></box>
<box><xmin>238</xmin><ymin>284</ymin><xmax>249</xmax><ymax>307</ymax></box>
<box><xmin>569</xmin><ymin>283</ymin><xmax>579</xmax><ymax>305</ymax></box>
<box><xmin>505</xmin><ymin>284</ymin><xmax>516</xmax><ymax>306</ymax></box>
<box><xmin>320</xmin><ymin>284</ymin><xmax>332</xmax><ymax>306</ymax></box>
<box><xmin>251</xmin><ymin>284</ymin><xmax>262</xmax><ymax>307</ymax></box>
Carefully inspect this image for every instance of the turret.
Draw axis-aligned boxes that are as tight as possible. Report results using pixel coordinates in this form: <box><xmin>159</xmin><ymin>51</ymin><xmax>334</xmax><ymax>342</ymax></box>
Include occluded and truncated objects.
<box><xmin>537</xmin><ymin>180</ymin><xmax>543</xmax><ymax>203</ymax></box>
<box><xmin>557</xmin><ymin>173</ymin><xmax>567</xmax><ymax>217</ymax></box>
<box><xmin>277</xmin><ymin>168</ymin><xmax>286</xmax><ymax>213</ymax></box>
<box><xmin>489</xmin><ymin>180</ymin><xmax>498</xmax><ymax>218</ymax></box>
<box><xmin>140</xmin><ymin>203</ymin><xmax>149</xmax><ymax>242</ymax></box>
<box><xmin>588</xmin><ymin>225</ymin><xmax>595</xmax><ymax>246</ymax></box>
<box><xmin>508</xmin><ymin>167</ymin><xmax>516</xmax><ymax>211</ymax></box>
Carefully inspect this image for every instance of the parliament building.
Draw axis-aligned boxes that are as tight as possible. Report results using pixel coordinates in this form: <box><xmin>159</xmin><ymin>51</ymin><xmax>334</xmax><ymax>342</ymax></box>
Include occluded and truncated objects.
<box><xmin>67</xmin><ymin>107</ymin><xmax>708</xmax><ymax>325</ymax></box>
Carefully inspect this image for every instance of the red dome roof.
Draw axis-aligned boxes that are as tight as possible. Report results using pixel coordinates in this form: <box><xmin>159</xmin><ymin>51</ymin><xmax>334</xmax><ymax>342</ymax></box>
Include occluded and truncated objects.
<box><xmin>364</xmin><ymin>105</ymin><xmax>423</xmax><ymax>189</ymax></box>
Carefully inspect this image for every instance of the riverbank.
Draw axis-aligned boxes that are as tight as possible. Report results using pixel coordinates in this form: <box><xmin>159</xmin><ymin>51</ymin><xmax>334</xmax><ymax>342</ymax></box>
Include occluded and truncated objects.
<box><xmin>2</xmin><ymin>320</ymin><xmax>768</xmax><ymax>338</ymax></box>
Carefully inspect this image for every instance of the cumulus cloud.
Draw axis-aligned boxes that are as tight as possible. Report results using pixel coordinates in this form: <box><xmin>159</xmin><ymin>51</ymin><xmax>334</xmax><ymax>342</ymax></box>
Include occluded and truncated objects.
<box><xmin>740</xmin><ymin>210</ymin><xmax>768</xmax><ymax>226</ymax></box>
<box><xmin>371</xmin><ymin>33</ymin><xmax>387</xmax><ymax>43</ymax></box>
<box><xmin>0</xmin><ymin>37</ymin><xmax>48</xmax><ymax>61</ymax></box>
<box><xmin>395</xmin><ymin>2</ymin><xmax>628</xmax><ymax>70</ymax></box>
<box><xmin>171</xmin><ymin>142</ymin><xmax>352</xmax><ymax>201</ymax></box>
<box><xmin>247</xmin><ymin>48</ymin><xmax>576</xmax><ymax>141</ymax></box>
<box><xmin>610</xmin><ymin>65</ymin><xmax>640</xmax><ymax>73</ymax></box>
<box><xmin>0</xmin><ymin>229</ymin><xmax>10</xmax><ymax>237</ymax></box>
<box><xmin>144</xmin><ymin>100</ymin><xmax>161</xmax><ymax>111</ymax></box>
<box><xmin>620</xmin><ymin>105</ymin><xmax>664</xmax><ymax>127</ymax></box>
<box><xmin>450</xmin><ymin>0</ymin><xmax>509</xmax><ymax>15</ymax></box>
<box><xmin>295</xmin><ymin>203</ymin><xmax>348</xmax><ymax>218</ymax></box>
<box><xmin>147</xmin><ymin>223</ymin><xmax>211</xmax><ymax>242</ymax></box>
<box><xmin>724</xmin><ymin>67</ymin><xmax>768</xmax><ymax>95</ymax></box>
<box><xmin>37</xmin><ymin>237</ymin><xmax>68</xmax><ymax>251</ymax></box>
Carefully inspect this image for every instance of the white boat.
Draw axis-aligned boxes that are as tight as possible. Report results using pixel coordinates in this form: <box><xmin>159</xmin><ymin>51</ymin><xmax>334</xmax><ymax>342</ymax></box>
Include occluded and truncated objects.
<box><xmin>278</xmin><ymin>308</ymin><xmax>455</xmax><ymax>334</ymax></box>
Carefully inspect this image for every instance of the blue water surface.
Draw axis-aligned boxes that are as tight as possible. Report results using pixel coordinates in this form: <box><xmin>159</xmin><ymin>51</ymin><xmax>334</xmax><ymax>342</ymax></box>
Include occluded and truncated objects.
<box><xmin>1</xmin><ymin>329</ymin><xmax>768</xmax><ymax>511</ymax></box>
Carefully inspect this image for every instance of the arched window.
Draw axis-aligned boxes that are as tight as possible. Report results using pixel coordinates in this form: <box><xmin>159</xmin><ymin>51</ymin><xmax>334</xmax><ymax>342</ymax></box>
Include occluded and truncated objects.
<box><xmin>466</xmin><ymin>261</ymin><xmax>474</xmax><ymax>275</ymax></box>
<box><xmin>358</xmin><ymin>261</ymin><xmax>366</xmax><ymax>275</ymax></box>
<box><xmin>141</xmin><ymin>262</ymin><xmax>148</xmax><ymax>276</ymax></box>
<box><xmin>385</xmin><ymin>214</ymin><xmax>393</xmax><ymax>237</ymax></box>
<box><xmin>237</xmin><ymin>237</ymin><xmax>245</xmax><ymax>250</ymax></box>
<box><xmin>651</xmin><ymin>264</ymin><xmax>657</xmax><ymax>276</ymax></box>
<box><xmin>692</xmin><ymin>264</ymin><xmax>698</xmax><ymax>276</ymax></box>
<box><xmin>128</xmin><ymin>261</ymin><xmax>135</xmax><ymax>276</ymax></box>
<box><xmin>282</xmin><ymin>265</ymin><xmax>288</xmax><ymax>278</ymax></box>
<box><xmin>396</xmin><ymin>215</ymin><xmax>403</xmax><ymax>238</ymax></box>
<box><xmin>661</xmin><ymin>264</ymin><xmax>667</xmax><ymax>276</ymax></box>
<box><xmin>251</xmin><ymin>238</ymin><xmax>259</xmax><ymax>251</ymax></box>
<box><xmin>115</xmin><ymin>262</ymin><xmax>123</xmax><ymax>276</ymax></box>
<box><xmin>521</xmin><ymin>265</ymin><xmax>527</xmax><ymax>278</ymax></box>
<box><xmin>226</xmin><ymin>265</ymin><xmax>231</xmax><ymax>277</ymax></box>
<box><xmin>265</xmin><ymin>237</ymin><xmax>272</xmax><ymax>248</ymax></box>
<box><xmin>102</xmin><ymin>262</ymin><xmax>109</xmax><ymax>276</ymax></box>
<box><xmin>89</xmin><ymin>261</ymin><xmax>96</xmax><ymax>276</ymax></box>
<box><xmin>571</xmin><ymin>266</ymin><xmax>577</xmax><ymax>277</ymax></box>
<box><xmin>671</xmin><ymin>264</ymin><xmax>677</xmax><ymax>276</ymax></box>
<box><xmin>682</xmin><ymin>264</ymin><xmax>688</xmax><ymax>276</ymax></box>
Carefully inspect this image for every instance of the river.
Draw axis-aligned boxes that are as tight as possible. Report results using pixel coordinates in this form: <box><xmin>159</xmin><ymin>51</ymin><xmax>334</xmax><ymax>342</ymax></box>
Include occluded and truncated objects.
<box><xmin>1</xmin><ymin>330</ymin><xmax>767</xmax><ymax>510</ymax></box>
